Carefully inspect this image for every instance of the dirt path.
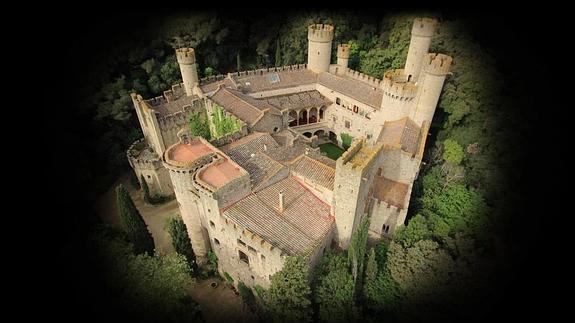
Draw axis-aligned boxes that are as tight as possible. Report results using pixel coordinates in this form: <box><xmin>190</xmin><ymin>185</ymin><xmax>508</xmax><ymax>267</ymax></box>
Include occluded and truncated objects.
<box><xmin>188</xmin><ymin>278</ymin><xmax>260</xmax><ymax>323</ymax></box>
<box><xmin>97</xmin><ymin>174</ymin><xmax>178</xmax><ymax>255</ymax></box>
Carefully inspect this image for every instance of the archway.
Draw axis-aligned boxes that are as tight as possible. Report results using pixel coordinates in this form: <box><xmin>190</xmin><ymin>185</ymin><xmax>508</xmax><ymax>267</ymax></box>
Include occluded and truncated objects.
<box><xmin>288</xmin><ymin>110</ymin><xmax>298</xmax><ymax>127</ymax></box>
<box><xmin>298</xmin><ymin>110</ymin><xmax>308</xmax><ymax>125</ymax></box>
<box><xmin>319</xmin><ymin>106</ymin><xmax>326</xmax><ymax>121</ymax></box>
<box><xmin>309</xmin><ymin>107</ymin><xmax>318</xmax><ymax>124</ymax></box>
<box><xmin>314</xmin><ymin>129</ymin><xmax>325</xmax><ymax>138</ymax></box>
<box><xmin>328</xmin><ymin>131</ymin><xmax>337</xmax><ymax>143</ymax></box>
<box><xmin>303</xmin><ymin>132</ymin><xmax>312</xmax><ymax>138</ymax></box>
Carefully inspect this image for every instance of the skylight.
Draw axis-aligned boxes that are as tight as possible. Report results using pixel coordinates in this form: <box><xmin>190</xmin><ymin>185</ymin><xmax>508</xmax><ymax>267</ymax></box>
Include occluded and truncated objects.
<box><xmin>267</xmin><ymin>73</ymin><xmax>280</xmax><ymax>84</ymax></box>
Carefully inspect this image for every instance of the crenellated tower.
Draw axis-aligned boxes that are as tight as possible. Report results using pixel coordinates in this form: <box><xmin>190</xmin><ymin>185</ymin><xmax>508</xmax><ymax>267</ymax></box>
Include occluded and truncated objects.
<box><xmin>337</xmin><ymin>44</ymin><xmax>350</xmax><ymax>71</ymax></box>
<box><xmin>404</xmin><ymin>18</ymin><xmax>437</xmax><ymax>83</ymax></box>
<box><xmin>307</xmin><ymin>24</ymin><xmax>334</xmax><ymax>73</ymax></box>
<box><xmin>333</xmin><ymin>139</ymin><xmax>384</xmax><ymax>248</ymax></box>
<box><xmin>412</xmin><ymin>53</ymin><xmax>452</xmax><ymax>126</ymax></box>
<box><xmin>176</xmin><ymin>48</ymin><xmax>199</xmax><ymax>97</ymax></box>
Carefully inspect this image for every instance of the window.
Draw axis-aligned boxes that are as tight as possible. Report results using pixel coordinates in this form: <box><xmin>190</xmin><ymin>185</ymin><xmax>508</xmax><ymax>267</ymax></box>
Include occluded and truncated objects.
<box><xmin>208</xmin><ymin>208</ymin><xmax>211</xmax><ymax>213</ymax></box>
<box><xmin>239</xmin><ymin>250</ymin><xmax>249</xmax><ymax>264</ymax></box>
<box><xmin>210</xmin><ymin>221</ymin><xmax>215</xmax><ymax>229</ymax></box>
<box><xmin>273</xmin><ymin>127</ymin><xmax>279</xmax><ymax>133</ymax></box>
<box><xmin>383</xmin><ymin>224</ymin><xmax>390</xmax><ymax>234</ymax></box>
<box><xmin>147</xmin><ymin>175</ymin><xmax>151</xmax><ymax>179</ymax></box>
<box><xmin>214</xmin><ymin>238</ymin><xmax>220</xmax><ymax>245</ymax></box>
<box><xmin>332</xmin><ymin>116</ymin><xmax>337</xmax><ymax>123</ymax></box>
<box><xmin>237</xmin><ymin>239</ymin><xmax>246</xmax><ymax>247</ymax></box>
<box><xmin>345</xmin><ymin>121</ymin><xmax>351</xmax><ymax>129</ymax></box>
<box><xmin>353</xmin><ymin>105</ymin><xmax>359</xmax><ymax>113</ymax></box>
<box><xmin>261</xmin><ymin>254</ymin><xmax>266</xmax><ymax>261</ymax></box>
<box><xmin>336</xmin><ymin>98</ymin><xmax>341</xmax><ymax>105</ymax></box>
<box><xmin>267</xmin><ymin>73</ymin><xmax>280</xmax><ymax>84</ymax></box>
<box><xmin>367</xmin><ymin>134</ymin><xmax>372</xmax><ymax>139</ymax></box>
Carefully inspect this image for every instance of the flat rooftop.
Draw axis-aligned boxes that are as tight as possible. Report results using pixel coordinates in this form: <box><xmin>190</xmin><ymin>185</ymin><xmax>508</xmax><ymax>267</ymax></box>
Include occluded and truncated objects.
<box><xmin>166</xmin><ymin>138</ymin><xmax>213</xmax><ymax>166</ymax></box>
<box><xmin>198</xmin><ymin>159</ymin><xmax>244</xmax><ymax>189</ymax></box>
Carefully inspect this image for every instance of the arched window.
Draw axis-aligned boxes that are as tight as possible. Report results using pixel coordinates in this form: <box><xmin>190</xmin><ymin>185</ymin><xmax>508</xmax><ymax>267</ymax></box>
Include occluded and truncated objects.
<box><xmin>239</xmin><ymin>250</ymin><xmax>249</xmax><ymax>264</ymax></box>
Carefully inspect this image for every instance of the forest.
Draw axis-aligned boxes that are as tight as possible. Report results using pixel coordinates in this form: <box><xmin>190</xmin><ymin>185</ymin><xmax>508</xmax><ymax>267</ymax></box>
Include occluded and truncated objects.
<box><xmin>50</xmin><ymin>9</ymin><xmax>539</xmax><ymax>323</ymax></box>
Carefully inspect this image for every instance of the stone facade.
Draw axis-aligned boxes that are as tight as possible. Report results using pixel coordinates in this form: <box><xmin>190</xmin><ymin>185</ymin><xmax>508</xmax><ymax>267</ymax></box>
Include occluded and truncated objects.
<box><xmin>127</xmin><ymin>17</ymin><xmax>451</xmax><ymax>287</ymax></box>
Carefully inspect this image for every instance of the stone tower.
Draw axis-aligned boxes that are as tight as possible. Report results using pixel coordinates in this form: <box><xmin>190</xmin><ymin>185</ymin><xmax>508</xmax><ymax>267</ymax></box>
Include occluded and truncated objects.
<box><xmin>404</xmin><ymin>18</ymin><xmax>437</xmax><ymax>83</ymax></box>
<box><xmin>333</xmin><ymin>139</ymin><xmax>384</xmax><ymax>248</ymax></box>
<box><xmin>162</xmin><ymin>132</ymin><xmax>211</xmax><ymax>263</ymax></box>
<box><xmin>307</xmin><ymin>24</ymin><xmax>334</xmax><ymax>73</ymax></box>
<box><xmin>412</xmin><ymin>53</ymin><xmax>452</xmax><ymax>126</ymax></box>
<box><xmin>337</xmin><ymin>44</ymin><xmax>350</xmax><ymax>69</ymax></box>
<box><xmin>176</xmin><ymin>48</ymin><xmax>199</xmax><ymax>97</ymax></box>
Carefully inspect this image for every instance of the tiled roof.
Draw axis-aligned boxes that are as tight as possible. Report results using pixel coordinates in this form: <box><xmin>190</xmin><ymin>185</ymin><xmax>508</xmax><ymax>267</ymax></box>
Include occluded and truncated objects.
<box><xmin>264</xmin><ymin>90</ymin><xmax>332</xmax><ymax>111</ymax></box>
<box><xmin>221</xmin><ymin>132</ymin><xmax>280</xmax><ymax>164</ymax></box>
<box><xmin>222</xmin><ymin>176</ymin><xmax>334</xmax><ymax>255</ymax></box>
<box><xmin>372</xmin><ymin>176</ymin><xmax>410</xmax><ymax>209</ymax></box>
<box><xmin>200</xmin><ymin>78</ymin><xmax>236</xmax><ymax>94</ymax></box>
<box><xmin>234</xmin><ymin>69</ymin><xmax>318</xmax><ymax>93</ymax></box>
<box><xmin>378</xmin><ymin>117</ymin><xmax>421</xmax><ymax>154</ymax></box>
<box><xmin>148</xmin><ymin>94</ymin><xmax>199</xmax><ymax>117</ymax></box>
<box><xmin>210</xmin><ymin>87</ymin><xmax>265</xmax><ymax>126</ymax></box>
<box><xmin>291</xmin><ymin>155</ymin><xmax>335</xmax><ymax>190</ymax></box>
<box><xmin>317</xmin><ymin>72</ymin><xmax>383</xmax><ymax>108</ymax></box>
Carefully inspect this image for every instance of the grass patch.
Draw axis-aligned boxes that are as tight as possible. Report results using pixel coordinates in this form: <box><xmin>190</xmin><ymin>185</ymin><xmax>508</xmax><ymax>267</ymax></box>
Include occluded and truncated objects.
<box><xmin>319</xmin><ymin>143</ymin><xmax>345</xmax><ymax>160</ymax></box>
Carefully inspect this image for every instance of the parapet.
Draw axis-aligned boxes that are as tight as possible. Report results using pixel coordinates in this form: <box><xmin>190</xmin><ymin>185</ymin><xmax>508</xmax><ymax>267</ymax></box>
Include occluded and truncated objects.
<box><xmin>337</xmin><ymin>44</ymin><xmax>350</xmax><ymax>59</ymax></box>
<box><xmin>411</xmin><ymin>18</ymin><xmax>437</xmax><ymax>37</ymax></box>
<box><xmin>308</xmin><ymin>24</ymin><xmax>334</xmax><ymax>42</ymax></box>
<box><xmin>423</xmin><ymin>53</ymin><xmax>452</xmax><ymax>76</ymax></box>
<box><xmin>381</xmin><ymin>69</ymin><xmax>418</xmax><ymax>99</ymax></box>
<box><xmin>337</xmin><ymin>139</ymin><xmax>383</xmax><ymax>171</ymax></box>
<box><xmin>176</xmin><ymin>48</ymin><xmax>196</xmax><ymax>65</ymax></box>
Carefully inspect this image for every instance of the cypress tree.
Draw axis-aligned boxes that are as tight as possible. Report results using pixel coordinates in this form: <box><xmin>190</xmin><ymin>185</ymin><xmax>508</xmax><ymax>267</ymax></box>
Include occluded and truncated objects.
<box><xmin>275</xmin><ymin>39</ymin><xmax>281</xmax><ymax>67</ymax></box>
<box><xmin>141</xmin><ymin>175</ymin><xmax>151</xmax><ymax>204</ymax></box>
<box><xmin>116</xmin><ymin>184</ymin><xmax>155</xmax><ymax>255</ymax></box>
<box><xmin>166</xmin><ymin>217</ymin><xmax>198</xmax><ymax>276</ymax></box>
<box><xmin>237</xmin><ymin>52</ymin><xmax>241</xmax><ymax>72</ymax></box>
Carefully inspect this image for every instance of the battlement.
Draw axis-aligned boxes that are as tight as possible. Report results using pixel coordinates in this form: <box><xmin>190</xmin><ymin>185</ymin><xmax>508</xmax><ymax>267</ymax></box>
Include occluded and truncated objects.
<box><xmin>342</xmin><ymin>68</ymin><xmax>383</xmax><ymax>87</ymax></box>
<box><xmin>176</xmin><ymin>48</ymin><xmax>196</xmax><ymax>65</ymax></box>
<box><xmin>337</xmin><ymin>139</ymin><xmax>383</xmax><ymax>171</ymax></box>
<box><xmin>235</xmin><ymin>64</ymin><xmax>307</xmax><ymax>78</ymax></box>
<box><xmin>127</xmin><ymin>139</ymin><xmax>163</xmax><ymax>169</ymax></box>
<box><xmin>337</xmin><ymin>44</ymin><xmax>350</xmax><ymax>59</ymax></box>
<box><xmin>423</xmin><ymin>53</ymin><xmax>452</xmax><ymax>75</ymax></box>
<box><xmin>411</xmin><ymin>18</ymin><xmax>437</xmax><ymax>37</ymax></box>
<box><xmin>200</xmin><ymin>74</ymin><xmax>226</xmax><ymax>84</ymax></box>
<box><xmin>308</xmin><ymin>24</ymin><xmax>334</xmax><ymax>42</ymax></box>
<box><xmin>381</xmin><ymin>69</ymin><xmax>418</xmax><ymax>99</ymax></box>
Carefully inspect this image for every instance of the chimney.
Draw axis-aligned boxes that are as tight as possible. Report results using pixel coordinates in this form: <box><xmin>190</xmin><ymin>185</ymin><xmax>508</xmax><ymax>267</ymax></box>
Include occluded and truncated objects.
<box><xmin>278</xmin><ymin>191</ymin><xmax>285</xmax><ymax>213</ymax></box>
<box><xmin>263</xmin><ymin>144</ymin><xmax>267</xmax><ymax>151</ymax></box>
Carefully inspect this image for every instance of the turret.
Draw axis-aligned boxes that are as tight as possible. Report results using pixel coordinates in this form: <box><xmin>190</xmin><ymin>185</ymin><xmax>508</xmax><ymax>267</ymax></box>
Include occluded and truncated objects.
<box><xmin>307</xmin><ymin>24</ymin><xmax>334</xmax><ymax>73</ymax></box>
<box><xmin>337</xmin><ymin>44</ymin><xmax>350</xmax><ymax>69</ymax></box>
<box><xmin>412</xmin><ymin>53</ymin><xmax>452</xmax><ymax>126</ymax></box>
<box><xmin>404</xmin><ymin>18</ymin><xmax>437</xmax><ymax>83</ymax></box>
<box><xmin>176</xmin><ymin>48</ymin><xmax>199</xmax><ymax>96</ymax></box>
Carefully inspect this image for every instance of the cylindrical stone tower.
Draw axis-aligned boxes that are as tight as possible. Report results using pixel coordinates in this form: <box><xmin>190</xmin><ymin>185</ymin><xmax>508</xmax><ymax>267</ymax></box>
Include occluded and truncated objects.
<box><xmin>337</xmin><ymin>44</ymin><xmax>350</xmax><ymax>69</ymax></box>
<box><xmin>307</xmin><ymin>24</ymin><xmax>334</xmax><ymax>73</ymax></box>
<box><xmin>176</xmin><ymin>48</ymin><xmax>199</xmax><ymax>97</ymax></box>
<box><xmin>412</xmin><ymin>53</ymin><xmax>452</xmax><ymax>126</ymax></box>
<box><xmin>163</xmin><ymin>134</ymin><xmax>212</xmax><ymax>263</ymax></box>
<box><xmin>404</xmin><ymin>18</ymin><xmax>437</xmax><ymax>83</ymax></box>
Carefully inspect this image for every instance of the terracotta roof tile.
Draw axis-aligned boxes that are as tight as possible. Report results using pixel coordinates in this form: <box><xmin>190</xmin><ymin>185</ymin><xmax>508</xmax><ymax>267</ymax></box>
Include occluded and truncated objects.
<box><xmin>317</xmin><ymin>72</ymin><xmax>383</xmax><ymax>108</ymax></box>
<box><xmin>378</xmin><ymin>117</ymin><xmax>421</xmax><ymax>154</ymax></box>
<box><xmin>373</xmin><ymin>176</ymin><xmax>410</xmax><ymax>209</ymax></box>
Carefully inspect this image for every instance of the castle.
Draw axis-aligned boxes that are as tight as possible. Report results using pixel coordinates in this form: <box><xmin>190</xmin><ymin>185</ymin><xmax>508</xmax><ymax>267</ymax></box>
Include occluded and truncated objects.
<box><xmin>127</xmin><ymin>18</ymin><xmax>451</xmax><ymax>288</ymax></box>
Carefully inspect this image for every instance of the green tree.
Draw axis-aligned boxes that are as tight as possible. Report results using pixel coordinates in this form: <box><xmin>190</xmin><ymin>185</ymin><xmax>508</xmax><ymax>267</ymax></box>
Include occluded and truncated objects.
<box><xmin>116</xmin><ymin>184</ymin><xmax>155</xmax><ymax>255</ymax></box>
<box><xmin>263</xmin><ymin>256</ymin><xmax>312</xmax><ymax>323</ymax></box>
<box><xmin>166</xmin><ymin>216</ymin><xmax>198</xmax><ymax>276</ymax></box>
<box><xmin>237</xmin><ymin>52</ymin><xmax>242</xmax><ymax>72</ymax></box>
<box><xmin>315</xmin><ymin>263</ymin><xmax>357</xmax><ymax>322</ymax></box>
<box><xmin>363</xmin><ymin>248</ymin><xmax>378</xmax><ymax>301</ymax></box>
<box><xmin>348</xmin><ymin>217</ymin><xmax>369</xmax><ymax>292</ymax></box>
<box><xmin>94</xmin><ymin>229</ymin><xmax>200</xmax><ymax>322</ymax></box>
<box><xmin>238</xmin><ymin>281</ymin><xmax>255</xmax><ymax>305</ymax></box>
<box><xmin>275</xmin><ymin>38</ymin><xmax>281</xmax><ymax>67</ymax></box>
<box><xmin>340</xmin><ymin>132</ymin><xmax>353</xmax><ymax>150</ymax></box>
<box><xmin>141</xmin><ymin>175</ymin><xmax>151</xmax><ymax>204</ymax></box>
<box><xmin>443</xmin><ymin>139</ymin><xmax>465</xmax><ymax>165</ymax></box>
<box><xmin>189</xmin><ymin>112</ymin><xmax>211</xmax><ymax>140</ymax></box>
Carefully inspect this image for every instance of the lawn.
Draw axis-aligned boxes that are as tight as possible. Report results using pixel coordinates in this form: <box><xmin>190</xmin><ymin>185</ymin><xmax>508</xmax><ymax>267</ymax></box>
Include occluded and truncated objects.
<box><xmin>319</xmin><ymin>143</ymin><xmax>345</xmax><ymax>160</ymax></box>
